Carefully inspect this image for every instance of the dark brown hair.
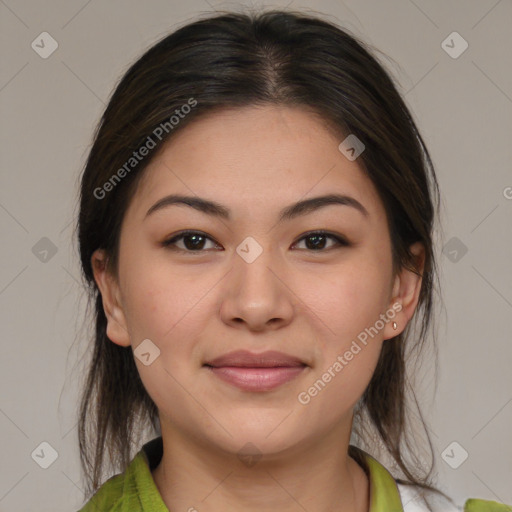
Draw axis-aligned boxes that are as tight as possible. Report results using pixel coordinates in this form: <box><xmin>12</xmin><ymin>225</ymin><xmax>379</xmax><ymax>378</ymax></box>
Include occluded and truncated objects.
<box><xmin>75</xmin><ymin>8</ymin><xmax>452</xmax><ymax>509</ymax></box>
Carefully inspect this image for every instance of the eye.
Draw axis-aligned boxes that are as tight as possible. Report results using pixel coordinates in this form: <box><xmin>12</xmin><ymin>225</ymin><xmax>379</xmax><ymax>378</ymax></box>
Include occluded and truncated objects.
<box><xmin>292</xmin><ymin>230</ymin><xmax>349</xmax><ymax>251</ymax></box>
<box><xmin>161</xmin><ymin>230</ymin><xmax>221</xmax><ymax>252</ymax></box>
<box><xmin>162</xmin><ymin>229</ymin><xmax>349</xmax><ymax>253</ymax></box>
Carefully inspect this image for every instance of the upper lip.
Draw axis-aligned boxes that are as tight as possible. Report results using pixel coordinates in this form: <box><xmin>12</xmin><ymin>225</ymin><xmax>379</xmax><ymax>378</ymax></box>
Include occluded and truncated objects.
<box><xmin>204</xmin><ymin>350</ymin><xmax>306</xmax><ymax>368</ymax></box>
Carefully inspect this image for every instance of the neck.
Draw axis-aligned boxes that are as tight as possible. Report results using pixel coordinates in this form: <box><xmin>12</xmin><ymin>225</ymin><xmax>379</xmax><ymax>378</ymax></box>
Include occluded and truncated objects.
<box><xmin>152</xmin><ymin>422</ymin><xmax>369</xmax><ymax>512</ymax></box>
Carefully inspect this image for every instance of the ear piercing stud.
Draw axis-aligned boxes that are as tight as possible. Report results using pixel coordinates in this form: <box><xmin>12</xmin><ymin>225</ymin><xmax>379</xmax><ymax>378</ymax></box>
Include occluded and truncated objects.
<box><xmin>392</xmin><ymin>322</ymin><xmax>397</xmax><ymax>330</ymax></box>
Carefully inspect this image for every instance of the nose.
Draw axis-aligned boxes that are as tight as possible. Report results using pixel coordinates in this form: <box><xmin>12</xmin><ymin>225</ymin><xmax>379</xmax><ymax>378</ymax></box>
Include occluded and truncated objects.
<box><xmin>219</xmin><ymin>245</ymin><xmax>295</xmax><ymax>332</ymax></box>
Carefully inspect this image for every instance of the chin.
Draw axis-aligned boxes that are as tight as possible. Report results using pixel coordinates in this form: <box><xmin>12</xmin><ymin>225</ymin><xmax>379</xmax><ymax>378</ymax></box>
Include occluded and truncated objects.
<box><xmin>203</xmin><ymin>418</ymin><xmax>307</xmax><ymax>459</ymax></box>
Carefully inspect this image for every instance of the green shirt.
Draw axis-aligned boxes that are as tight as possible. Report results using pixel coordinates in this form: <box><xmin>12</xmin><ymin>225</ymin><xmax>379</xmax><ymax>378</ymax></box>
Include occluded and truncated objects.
<box><xmin>77</xmin><ymin>437</ymin><xmax>510</xmax><ymax>512</ymax></box>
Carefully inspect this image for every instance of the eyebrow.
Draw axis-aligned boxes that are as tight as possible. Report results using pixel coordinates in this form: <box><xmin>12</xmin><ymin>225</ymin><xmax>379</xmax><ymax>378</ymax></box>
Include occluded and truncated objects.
<box><xmin>145</xmin><ymin>193</ymin><xmax>369</xmax><ymax>222</ymax></box>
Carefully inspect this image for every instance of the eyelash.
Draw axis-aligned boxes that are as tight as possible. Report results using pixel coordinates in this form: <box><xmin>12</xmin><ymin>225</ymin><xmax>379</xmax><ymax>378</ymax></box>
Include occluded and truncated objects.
<box><xmin>161</xmin><ymin>230</ymin><xmax>350</xmax><ymax>253</ymax></box>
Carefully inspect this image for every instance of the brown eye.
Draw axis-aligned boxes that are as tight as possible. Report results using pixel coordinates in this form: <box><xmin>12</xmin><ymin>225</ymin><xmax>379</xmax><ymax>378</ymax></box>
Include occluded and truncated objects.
<box><xmin>162</xmin><ymin>231</ymin><xmax>220</xmax><ymax>252</ymax></box>
<box><xmin>162</xmin><ymin>230</ymin><xmax>349</xmax><ymax>254</ymax></box>
<box><xmin>293</xmin><ymin>231</ymin><xmax>349</xmax><ymax>251</ymax></box>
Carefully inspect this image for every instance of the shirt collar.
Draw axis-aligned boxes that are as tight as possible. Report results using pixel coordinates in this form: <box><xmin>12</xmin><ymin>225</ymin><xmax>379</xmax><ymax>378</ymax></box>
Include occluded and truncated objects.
<box><xmin>350</xmin><ymin>445</ymin><xmax>404</xmax><ymax>512</ymax></box>
<box><xmin>129</xmin><ymin>437</ymin><xmax>403</xmax><ymax>511</ymax></box>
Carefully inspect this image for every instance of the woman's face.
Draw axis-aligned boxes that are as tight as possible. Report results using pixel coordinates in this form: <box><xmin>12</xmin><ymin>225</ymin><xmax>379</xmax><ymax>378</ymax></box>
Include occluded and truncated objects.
<box><xmin>93</xmin><ymin>105</ymin><xmax>421</xmax><ymax>459</ymax></box>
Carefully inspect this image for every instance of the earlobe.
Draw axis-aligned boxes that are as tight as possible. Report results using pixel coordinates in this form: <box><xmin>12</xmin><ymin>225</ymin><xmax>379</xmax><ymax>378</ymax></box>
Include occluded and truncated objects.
<box><xmin>91</xmin><ymin>249</ymin><xmax>131</xmax><ymax>347</ymax></box>
<box><xmin>383</xmin><ymin>242</ymin><xmax>425</xmax><ymax>340</ymax></box>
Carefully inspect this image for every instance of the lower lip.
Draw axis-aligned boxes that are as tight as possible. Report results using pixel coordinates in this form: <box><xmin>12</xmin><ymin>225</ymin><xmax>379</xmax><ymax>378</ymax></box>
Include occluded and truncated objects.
<box><xmin>205</xmin><ymin>365</ymin><xmax>306</xmax><ymax>391</ymax></box>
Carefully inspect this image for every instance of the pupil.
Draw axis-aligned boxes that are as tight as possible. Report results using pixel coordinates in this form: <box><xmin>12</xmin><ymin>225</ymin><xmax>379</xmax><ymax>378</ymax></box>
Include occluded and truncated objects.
<box><xmin>185</xmin><ymin>234</ymin><xmax>205</xmax><ymax>250</ymax></box>
<box><xmin>182</xmin><ymin>234</ymin><xmax>327</xmax><ymax>251</ymax></box>
<box><xmin>307</xmin><ymin>234</ymin><xmax>325</xmax><ymax>250</ymax></box>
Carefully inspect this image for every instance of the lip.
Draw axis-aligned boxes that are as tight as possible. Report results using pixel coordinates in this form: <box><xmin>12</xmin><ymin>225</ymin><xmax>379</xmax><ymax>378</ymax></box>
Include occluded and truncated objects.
<box><xmin>204</xmin><ymin>349</ymin><xmax>306</xmax><ymax>368</ymax></box>
<box><xmin>203</xmin><ymin>350</ymin><xmax>308</xmax><ymax>392</ymax></box>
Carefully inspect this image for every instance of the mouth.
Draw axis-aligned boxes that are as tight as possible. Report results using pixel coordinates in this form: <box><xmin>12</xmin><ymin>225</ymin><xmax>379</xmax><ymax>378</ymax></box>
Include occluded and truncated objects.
<box><xmin>203</xmin><ymin>350</ymin><xmax>308</xmax><ymax>392</ymax></box>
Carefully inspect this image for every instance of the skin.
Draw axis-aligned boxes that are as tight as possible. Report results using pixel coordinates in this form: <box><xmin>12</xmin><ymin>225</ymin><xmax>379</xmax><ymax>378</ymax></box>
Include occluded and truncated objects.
<box><xmin>92</xmin><ymin>105</ymin><xmax>425</xmax><ymax>512</ymax></box>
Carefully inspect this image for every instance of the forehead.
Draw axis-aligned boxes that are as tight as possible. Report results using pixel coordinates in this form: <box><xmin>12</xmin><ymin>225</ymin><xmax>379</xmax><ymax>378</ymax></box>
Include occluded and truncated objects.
<box><xmin>126</xmin><ymin>105</ymin><xmax>385</xmax><ymax>223</ymax></box>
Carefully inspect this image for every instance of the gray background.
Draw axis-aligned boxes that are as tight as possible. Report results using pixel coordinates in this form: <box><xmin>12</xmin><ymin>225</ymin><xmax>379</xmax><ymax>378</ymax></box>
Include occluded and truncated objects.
<box><xmin>1</xmin><ymin>0</ymin><xmax>511</xmax><ymax>510</ymax></box>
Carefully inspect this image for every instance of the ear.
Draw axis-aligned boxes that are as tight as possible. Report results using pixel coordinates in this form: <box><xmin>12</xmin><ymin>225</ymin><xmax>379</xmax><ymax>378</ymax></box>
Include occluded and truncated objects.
<box><xmin>383</xmin><ymin>242</ymin><xmax>425</xmax><ymax>340</ymax></box>
<box><xmin>91</xmin><ymin>249</ymin><xmax>131</xmax><ymax>347</ymax></box>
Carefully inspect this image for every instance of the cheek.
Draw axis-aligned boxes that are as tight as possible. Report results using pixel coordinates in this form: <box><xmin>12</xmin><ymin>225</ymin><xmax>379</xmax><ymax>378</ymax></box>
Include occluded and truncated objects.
<box><xmin>305</xmin><ymin>256</ymin><xmax>392</xmax><ymax>342</ymax></box>
<box><xmin>121</xmin><ymin>264</ymin><xmax>212</xmax><ymax>408</ymax></box>
<box><xmin>295</xmin><ymin>265</ymin><xmax>389</xmax><ymax>422</ymax></box>
<box><xmin>119</xmin><ymin>236</ymin><xmax>204</xmax><ymax>338</ymax></box>
<box><xmin>124</xmin><ymin>271</ymin><xmax>208</xmax><ymax>345</ymax></box>
<box><xmin>295</xmin><ymin>249</ymin><xmax>392</xmax><ymax>405</ymax></box>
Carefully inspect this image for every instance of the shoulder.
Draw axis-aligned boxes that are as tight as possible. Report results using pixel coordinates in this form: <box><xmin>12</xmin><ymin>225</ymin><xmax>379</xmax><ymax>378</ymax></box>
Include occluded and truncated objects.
<box><xmin>397</xmin><ymin>483</ymin><xmax>462</xmax><ymax>512</ymax></box>
<box><xmin>397</xmin><ymin>484</ymin><xmax>512</xmax><ymax>512</ymax></box>
<box><xmin>463</xmin><ymin>499</ymin><xmax>512</xmax><ymax>512</ymax></box>
<box><xmin>77</xmin><ymin>451</ymin><xmax>147</xmax><ymax>511</ymax></box>
<box><xmin>77</xmin><ymin>472</ymin><xmax>126</xmax><ymax>511</ymax></box>
<box><xmin>77</xmin><ymin>442</ymin><xmax>170</xmax><ymax>512</ymax></box>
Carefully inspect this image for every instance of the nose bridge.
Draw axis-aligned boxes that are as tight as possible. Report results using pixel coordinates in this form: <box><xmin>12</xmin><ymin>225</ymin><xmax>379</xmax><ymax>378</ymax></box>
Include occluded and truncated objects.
<box><xmin>233</xmin><ymin>235</ymin><xmax>280</xmax><ymax>294</ymax></box>
<box><xmin>219</xmin><ymin>235</ymin><xmax>294</xmax><ymax>329</ymax></box>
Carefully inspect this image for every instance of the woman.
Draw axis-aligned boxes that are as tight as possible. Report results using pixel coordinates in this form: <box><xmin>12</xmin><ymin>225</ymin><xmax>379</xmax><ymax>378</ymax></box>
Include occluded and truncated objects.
<box><xmin>75</xmin><ymin>9</ymin><xmax>510</xmax><ymax>512</ymax></box>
